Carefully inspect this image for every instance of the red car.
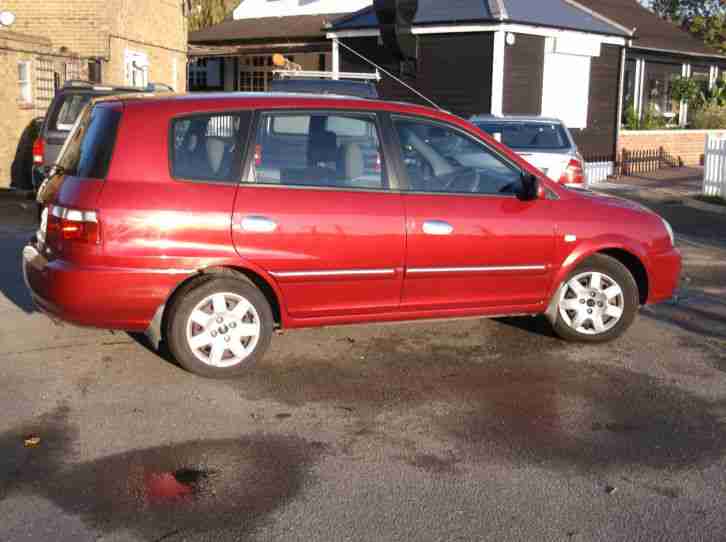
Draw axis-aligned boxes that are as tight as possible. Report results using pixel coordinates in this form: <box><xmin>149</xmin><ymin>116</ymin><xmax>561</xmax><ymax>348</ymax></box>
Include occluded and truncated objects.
<box><xmin>23</xmin><ymin>93</ymin><xmax>680</xmax><ymax>378</ymax></box>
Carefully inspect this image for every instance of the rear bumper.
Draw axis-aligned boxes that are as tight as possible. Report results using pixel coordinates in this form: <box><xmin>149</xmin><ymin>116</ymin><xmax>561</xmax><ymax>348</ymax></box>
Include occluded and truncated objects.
<box><xmin>647</xmin><ymin>247</ymin><xmax>682</xmax><ymax>305</ymax></box>
<box><xmin>23</xmin><ymin>242</ymin><xmax>185</xmax><ymax>331</ymax></box>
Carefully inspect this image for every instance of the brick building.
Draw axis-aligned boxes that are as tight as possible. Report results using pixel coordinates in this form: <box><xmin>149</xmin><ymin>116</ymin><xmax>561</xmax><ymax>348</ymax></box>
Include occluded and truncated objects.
<box><xmin>0</xmin><ymin>0</ymin><xmax>188</xmax><ymax>188</ymax></box>
<box><xmin>0</xmin><ymin>29</ymin><xmax>79</xmax><ymax>188</ymax></box>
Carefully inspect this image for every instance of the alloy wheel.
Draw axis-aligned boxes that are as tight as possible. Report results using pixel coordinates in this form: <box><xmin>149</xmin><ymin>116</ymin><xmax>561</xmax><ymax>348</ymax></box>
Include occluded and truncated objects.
<box><xmin>185</xmin><ymin>292</ymin><xmax>261</xmax><ymax>368</ymax></box>
<box><xmin>558</xmin><ymin>271</ymin><xmax>625</xmax><ymax>335</ymax></box>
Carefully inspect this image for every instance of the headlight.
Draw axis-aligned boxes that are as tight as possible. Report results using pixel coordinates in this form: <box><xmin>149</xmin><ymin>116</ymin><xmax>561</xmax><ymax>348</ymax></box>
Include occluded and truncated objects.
<box><xmin>662</xmin><ymin>218</ymin><xmax>675</xmax><ymax>247</ymax></box>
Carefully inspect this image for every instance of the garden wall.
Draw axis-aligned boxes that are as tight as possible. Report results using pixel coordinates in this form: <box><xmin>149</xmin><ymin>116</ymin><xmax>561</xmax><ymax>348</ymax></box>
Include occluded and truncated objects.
<box><xmin>618</xmin><ymin>129</ymin><xmax>726</xmax><ymax>167</ymax></box>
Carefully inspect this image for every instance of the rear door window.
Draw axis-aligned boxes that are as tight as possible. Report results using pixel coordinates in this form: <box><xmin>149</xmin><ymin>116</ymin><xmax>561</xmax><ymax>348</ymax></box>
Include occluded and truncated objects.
<box><xmin>58</xmin><ymin>104</ymin><xmax>122</xmax><ymax>179</ymax></box>
<box><xmin>252</xmin><ymin>112</ymin><xmax>386</xmax><ymax>190</ymax></box>
<box><xmin>171</xmin><ymin>112</ymin><xmax>251</xmax><ymax>183</ymax></box>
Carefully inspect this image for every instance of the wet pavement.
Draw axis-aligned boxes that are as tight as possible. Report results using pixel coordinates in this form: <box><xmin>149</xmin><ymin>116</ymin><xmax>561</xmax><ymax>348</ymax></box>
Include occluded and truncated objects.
<box><xmin>1</xmin><ymin>193</ymin><xmax>726</xmax><ymax>541</ymax></box>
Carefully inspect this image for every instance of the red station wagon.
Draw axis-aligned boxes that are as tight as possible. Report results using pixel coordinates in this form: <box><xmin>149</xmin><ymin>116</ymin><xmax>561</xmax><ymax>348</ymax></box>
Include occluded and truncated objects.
<box><xmin>23</xmin><ymin>93</ymin><xmax>681</xmax><ymax>378</ymax></box>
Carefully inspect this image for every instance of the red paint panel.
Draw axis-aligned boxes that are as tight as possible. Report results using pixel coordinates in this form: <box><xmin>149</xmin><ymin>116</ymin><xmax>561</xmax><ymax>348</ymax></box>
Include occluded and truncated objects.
<box><xmin>232</xmin><ymin>186</ymin><xmax>405</xmax><ymax>317</ymax></box>
<box><xmin>402</xmin><ymin>194</ymin><xmax>555</xmax><ymax>309</ymax></box>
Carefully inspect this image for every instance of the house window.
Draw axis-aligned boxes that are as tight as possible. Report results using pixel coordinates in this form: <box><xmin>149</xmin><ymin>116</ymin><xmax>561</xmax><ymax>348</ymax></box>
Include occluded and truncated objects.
<box><xmin>88</xmin><ymin>60</ymin><xmax>103</xmax><ymax>84</ymax></box>
<box><xmin>643</xmin><ymin>62</ymin><xmax>681</xmax><ymax>121</ymax></box>
<box><xmin>188</xmin><ymin>58</ymin><xmax>208</xmax><ymax>90</ymax></box>
<box><xmin>125</xmin><ymin>50</ymin><xmax>149</xmax><ymax>88</ymax></box>
<box><xmin>238</xmin><ymin>54</ymin><xmax>279</xmax><ymax>91</ymax></box>
<box><xmin>18</xmin><ymin>61</ymin><xmax>32</xmax><ymax>105</ymax></box>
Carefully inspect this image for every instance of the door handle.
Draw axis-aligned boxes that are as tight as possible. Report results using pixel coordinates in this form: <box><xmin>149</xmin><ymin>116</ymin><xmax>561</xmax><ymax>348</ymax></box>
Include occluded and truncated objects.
<box><xmin>241</xmin><ymin>215</ymin><xmax>277</xmax><ymax>233</ymax></box>
<box><xmin>422</xmin><ymin>220</ymin><xmax>454</xmax><ymax>236</ymax></box>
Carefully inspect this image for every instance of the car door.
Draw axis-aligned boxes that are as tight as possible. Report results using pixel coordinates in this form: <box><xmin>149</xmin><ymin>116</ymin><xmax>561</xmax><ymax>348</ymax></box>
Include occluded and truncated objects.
<box><xmin>389</xmin><ymin>114</ymin><xmax>556</xmax><ymax>311</ymax></box>
<box><xmin>232</xmin><ymin>110</ymin><xmax>405</xmax><ymax>319</ymax></box>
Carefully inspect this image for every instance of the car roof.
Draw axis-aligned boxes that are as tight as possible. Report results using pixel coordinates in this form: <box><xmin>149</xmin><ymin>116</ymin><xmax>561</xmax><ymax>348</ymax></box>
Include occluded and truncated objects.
<box><xmin>93</xmin><ymin>92</ymin><xmax>449</xmax><ymax>118</ymax></box>
<box><xmin>470</xmin><ymin>115</ymin><xmax>565</xmax><ymax>124</ymax></box>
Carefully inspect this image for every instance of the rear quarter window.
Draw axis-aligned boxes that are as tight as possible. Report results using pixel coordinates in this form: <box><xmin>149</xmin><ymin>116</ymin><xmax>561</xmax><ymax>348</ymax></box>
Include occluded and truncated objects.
<box><xmin>58</xmin><ymin>104</ymin><xmax>122</xmax><ymax>179</ymax></box>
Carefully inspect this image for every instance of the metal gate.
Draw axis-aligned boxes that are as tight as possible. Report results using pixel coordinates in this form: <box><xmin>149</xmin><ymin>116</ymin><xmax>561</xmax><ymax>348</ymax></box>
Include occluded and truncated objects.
<box><xmin>34</xmin><ymin>57</ymin><xmax>56</xmax><ymax>113</ymax></box>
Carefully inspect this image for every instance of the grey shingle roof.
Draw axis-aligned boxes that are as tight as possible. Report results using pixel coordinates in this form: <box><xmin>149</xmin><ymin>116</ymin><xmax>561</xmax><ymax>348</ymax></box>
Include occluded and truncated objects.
<box><xmin>331</xmin><ymin>0</ymin><xmax>630</xmax><ymax>36</ymax></box>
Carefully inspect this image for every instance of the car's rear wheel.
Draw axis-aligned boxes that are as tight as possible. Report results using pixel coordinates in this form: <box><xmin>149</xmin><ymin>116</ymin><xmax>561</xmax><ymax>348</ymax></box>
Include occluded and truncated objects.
<box><xmin>166</xmin><ymin>277</ymin><xmax>273</xmax><ymax>378</ymax></box>
<box><xmin>552</xmin><ymin>255</ymin><xmax>639</xmax><ymax>343</ymax></box>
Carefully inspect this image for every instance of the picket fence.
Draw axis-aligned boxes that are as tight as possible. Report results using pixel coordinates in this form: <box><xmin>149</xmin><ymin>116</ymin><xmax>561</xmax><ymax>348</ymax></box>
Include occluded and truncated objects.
<box><xmin>704</xmin><ymin>135</ymin><xmax>726</xmax><ymax>198</ymax></box>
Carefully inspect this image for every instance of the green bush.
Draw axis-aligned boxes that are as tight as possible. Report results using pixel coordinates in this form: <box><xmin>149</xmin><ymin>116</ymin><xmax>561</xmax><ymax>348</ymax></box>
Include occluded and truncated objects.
<box><xmin>691</xmin><ymin>104</ymin><xmax>726</xmax><ymax>129</ymax></box>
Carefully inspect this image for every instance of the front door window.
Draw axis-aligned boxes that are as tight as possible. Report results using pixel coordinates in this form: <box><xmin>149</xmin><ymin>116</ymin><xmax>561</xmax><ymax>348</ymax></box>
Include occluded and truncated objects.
<box><xmin>392</xmin><ymin>116</ymin><xmax>523</xmax><ymax>196</ymax></box>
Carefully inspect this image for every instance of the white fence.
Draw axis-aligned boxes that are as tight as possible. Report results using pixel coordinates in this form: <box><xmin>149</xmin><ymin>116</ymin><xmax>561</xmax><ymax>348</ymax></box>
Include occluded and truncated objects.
<box><xmin>704</xmin><ymin>135</ymin><xmax>726</xmax><ymax>198</ymax></box>
<box><xmin>585</xmin><ymin>160</ymin><xmax>614</xmax><ymax>185</ymax></box>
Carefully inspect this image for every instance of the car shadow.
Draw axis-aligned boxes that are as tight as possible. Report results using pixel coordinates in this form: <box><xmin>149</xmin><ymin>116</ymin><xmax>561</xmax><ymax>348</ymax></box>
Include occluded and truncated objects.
<box><xmin>0</xmin><ymin>232</ymin><xmax>36</xmax><ymax>314</ymax></box>
<box><xmin>493</xmin><ymin>315</ymin><xmax>558</xmax><ymax>338</ymax></box>
<box><xmin>126</xmin><ymin>332</ymin><xmax>183</xmax><ymax>372</ymax></box>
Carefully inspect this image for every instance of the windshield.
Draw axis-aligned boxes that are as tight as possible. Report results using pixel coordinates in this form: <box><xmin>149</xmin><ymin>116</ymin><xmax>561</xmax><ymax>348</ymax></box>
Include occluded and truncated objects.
<box><xmin>474</xmin><ymin>122</ymin><xmax>571</xmax><ymax>151</ymax></box>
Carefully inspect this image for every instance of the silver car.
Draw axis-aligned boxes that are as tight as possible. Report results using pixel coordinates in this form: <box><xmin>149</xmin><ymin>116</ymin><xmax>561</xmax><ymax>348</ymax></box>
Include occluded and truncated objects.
<box><xmin>470</xmin><ymin>115</ymin><xmax>585</xmax><ymax>188</ymax></box>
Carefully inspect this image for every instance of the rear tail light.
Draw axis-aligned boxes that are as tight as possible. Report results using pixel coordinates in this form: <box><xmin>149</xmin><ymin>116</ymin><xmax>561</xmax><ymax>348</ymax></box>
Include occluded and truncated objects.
<box><xmin>46</xmin><ymin>205</ymin><xmax>100</xmax><ymax>245</ymax></box>
<box><xmin>559</xmin><ymin>158</ymin><xmax>585</xmax><ymax>185</ymax></box>
<box><xmin>32</xmin><ymin>137</ymin><xmax>45</xmax><ymax>166</ymax></box>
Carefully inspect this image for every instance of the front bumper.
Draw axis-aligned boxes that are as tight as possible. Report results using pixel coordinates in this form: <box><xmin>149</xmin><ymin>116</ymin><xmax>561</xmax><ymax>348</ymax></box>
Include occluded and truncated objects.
<box><xmin>647</xmin><ymin>247</ymin><xmax>682</xmax><ymax>305</ymax></box>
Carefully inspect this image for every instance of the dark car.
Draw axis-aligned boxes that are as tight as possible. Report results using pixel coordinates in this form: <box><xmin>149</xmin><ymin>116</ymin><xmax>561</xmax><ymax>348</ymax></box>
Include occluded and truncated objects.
<box><xmin>270</xmin><ymin>77</ymin><xmax>379</xmax><ymax>99</ymax></box>
<box><xmin>31</xmin><ymin>80</ymin><xmax>172</xmax><ymax>190</ymax></box>
<box><xmin>24</xmin><ymin>93</ymin><xmax>680</xmax><ymax>378</ymax></box>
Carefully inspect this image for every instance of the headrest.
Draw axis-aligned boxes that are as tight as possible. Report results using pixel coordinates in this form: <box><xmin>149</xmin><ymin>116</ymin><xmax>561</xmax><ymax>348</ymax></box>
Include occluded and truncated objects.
<box><xmin>206</xmin><ymin>137</ymin><xmax>227</xmax><ymax>174</ymax></box>
<box><xmin>340</xmin><ymin>142</ymin><xmax>363</xmax><ymax>180</ymax></box>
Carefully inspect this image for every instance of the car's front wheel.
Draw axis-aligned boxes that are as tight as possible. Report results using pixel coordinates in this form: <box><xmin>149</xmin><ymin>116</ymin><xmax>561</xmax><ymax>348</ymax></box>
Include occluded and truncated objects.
<box><xmin>166</xmin><ymin>276</ymin><xmax>273</xmax><ymax>378</ymax></box>
<box><xmin>552</xmin><ymin>255</ymin><xmax>639</xmax><ymax>343</ymax></box>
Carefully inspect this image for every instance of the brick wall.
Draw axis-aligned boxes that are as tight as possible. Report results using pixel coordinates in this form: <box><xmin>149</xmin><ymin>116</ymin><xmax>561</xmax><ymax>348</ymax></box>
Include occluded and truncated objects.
<box><xmin>1</xmin><ymin>0</ymin><xmax>187</xmax><ymax>88</ymax></box>
<box><xmin>0</xmin><ymin>30</ymin><xmax>64</xmax><ymax>188</ymax></box>
<box><xmin>618</xmin><ymin>130</ymin><xmax>726</xmax><ymax>167</ymax></box>
<box><xmin>1</xmin><ymin>0</ymin><xmax>110</xmax><ymax>57</ymax></box>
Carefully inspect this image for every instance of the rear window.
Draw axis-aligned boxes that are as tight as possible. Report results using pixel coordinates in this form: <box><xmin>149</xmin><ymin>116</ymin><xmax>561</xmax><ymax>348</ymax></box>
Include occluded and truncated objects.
<box><xmin>58</xmin><ymin>104</ymin><xmax>122</xmax><ymax>179</ymax></box>
<box><xmin>47</xmin><ymin>93</ymin><xmax>94</xmax><ymax>132</ymax></box>
<box><xmin>171</xmin><ymin>112</ymin><xmax>251</xmax><ymax>183</ymax></box>
<box><xmin>474</xmin><ymin>122</ymin><xmax>570</xmax><ymax>150</ymax></box>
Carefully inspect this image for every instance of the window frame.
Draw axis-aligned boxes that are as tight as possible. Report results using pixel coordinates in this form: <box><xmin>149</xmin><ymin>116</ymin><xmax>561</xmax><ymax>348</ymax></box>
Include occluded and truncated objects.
<box><xmin>18</xmin><ymin>60</ymin><xmax>33</xmax><ymax>105</ymax></box>
<box><xmin>243</xmin><ymin>109</ymin><xmax>397</xmax><ymax>194</ymax></box>
<box><xmin>387</xmin><ymin>113</ymin><xmax>526</xmax><ymax>199</ymax></box>
<box><xmin>167</xmin><ymin>109</ymin><xmax>254</xmax><ymax>185</ymax></box>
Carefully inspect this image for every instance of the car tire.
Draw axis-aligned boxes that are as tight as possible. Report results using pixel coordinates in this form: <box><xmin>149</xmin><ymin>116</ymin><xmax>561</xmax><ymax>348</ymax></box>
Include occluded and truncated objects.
<box><xmin>166</xmin><ymin>276</ymin><xmax>274</xmax><ymax>378</ymax></box>
<box><xmin>552</xmin><ymin>254</ymin><xmax>639</xmax><ymax>343</ymax></box>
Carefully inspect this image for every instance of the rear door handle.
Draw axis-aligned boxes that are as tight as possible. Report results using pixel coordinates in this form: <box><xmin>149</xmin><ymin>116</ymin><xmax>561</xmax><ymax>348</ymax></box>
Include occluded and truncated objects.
<box><xmin>241</xmin><ymin>215</ymin><xmax>277</xmax><ymax>233</ymax></box>
<box><xmin>422</xmin><ymin>220</ymin><xmax>454</xmax><ymax>236</ymax></box>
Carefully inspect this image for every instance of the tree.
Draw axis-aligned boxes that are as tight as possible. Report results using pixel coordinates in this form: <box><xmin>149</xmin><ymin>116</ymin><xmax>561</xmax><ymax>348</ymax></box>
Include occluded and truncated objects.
<box><xmin>648</xmin><ymin>0</ymin><xmax>724</xmax><ymax>20</ymax></box>
<box><xmin>188</xmin><ymin>0</ymin><xmax>229</xmax><ymax>32</ymax></box>
<box><xmin>645</xmin><ymin>0</ymin><xmax>726</xmax><ymax>54</ymax></box>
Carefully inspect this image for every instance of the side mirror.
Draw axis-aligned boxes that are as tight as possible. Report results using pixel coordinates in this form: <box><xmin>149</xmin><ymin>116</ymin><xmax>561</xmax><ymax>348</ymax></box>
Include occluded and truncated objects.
<box><xmin>519</xmin><ymin>173</ymin><xmax>540</xmax><ymax>201</ymax></box>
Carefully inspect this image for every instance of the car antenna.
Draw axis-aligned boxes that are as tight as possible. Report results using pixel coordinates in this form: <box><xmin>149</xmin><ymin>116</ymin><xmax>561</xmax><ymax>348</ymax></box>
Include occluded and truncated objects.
<box><xmin>335</xmin><ymin>39</ymin><xmax>443</xmax><ymax>112</ymax></box>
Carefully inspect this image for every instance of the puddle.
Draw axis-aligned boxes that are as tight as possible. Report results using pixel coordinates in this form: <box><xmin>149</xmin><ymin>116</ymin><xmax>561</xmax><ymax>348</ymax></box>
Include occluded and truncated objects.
<box><xmin>0</xmin><ymin>406</ymin><xmax>327</xmax><ymax>539</ymax></box>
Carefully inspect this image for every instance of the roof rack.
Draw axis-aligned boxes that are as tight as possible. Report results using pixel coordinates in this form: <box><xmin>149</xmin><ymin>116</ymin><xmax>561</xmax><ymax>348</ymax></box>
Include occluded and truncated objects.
<box><xmin>62</xmin><ymin>80</ymin><xmax>173</xmax><ymax>92</ymax></box>
<box><xmin>273</xmin><ymin>69</ymin><xmax>381</xmax><ymax>82</ymax></box>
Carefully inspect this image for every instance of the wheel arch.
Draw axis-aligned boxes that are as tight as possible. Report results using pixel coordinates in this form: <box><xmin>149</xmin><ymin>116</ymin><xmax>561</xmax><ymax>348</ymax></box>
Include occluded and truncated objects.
<box><xmin>146</xmin><ymin>264</ymin><xmax>285</xmax><ymax>350</ymax></box>
<box><xmin>545</xmin><ymin>241</ymin><xmax>650</xmax><ymax>324</ymax></box>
